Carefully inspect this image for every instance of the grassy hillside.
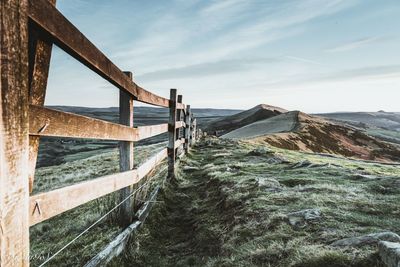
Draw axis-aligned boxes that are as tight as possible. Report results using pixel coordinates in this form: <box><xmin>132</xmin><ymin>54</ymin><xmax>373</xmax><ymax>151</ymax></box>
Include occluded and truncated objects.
<box><xmin>317</xmin><ymin>111</ymin><xmax>400</xmax><ymax>132</ymax></box>
<box><xmin>221</xmin><ymin>111</ymin><xmax>400</xmax><ymax>163</ymax></box>
<box><xmin>110</xmin><ymin>137</ymin><xmax>400</xmax><ymax>267</ymax></box>
<box><xmin>222</xmin><ymin>110</ymin><xmax>300</xmax><ymax>139</ymax></box>
<box><xmin>30</xmin><ymin>142</ymin><xmax>168</xmax><ymax>266</ymax></box>
<box><xmin>37</xmin><ymin>106</ymin><xmax>241</xmax><ymax>167</ymax></box>
<box><xmin>205</xmin><ymin>104</ymin><xmax>287</xmax><ymax>135</ymax></box>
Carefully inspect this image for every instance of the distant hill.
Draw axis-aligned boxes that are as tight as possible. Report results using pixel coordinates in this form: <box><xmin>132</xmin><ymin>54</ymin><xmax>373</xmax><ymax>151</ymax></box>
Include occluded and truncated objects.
<box><xmin>205</xmin><ymin>104</ymin><xmax>287</xmax><ymax>135</ymax></box>
<box><xmin>38</xmin><ymin>105</ymin><xmax>242</xmax><ymax>167</ymax></box>
<box><xmin>47</xmin><ymin>105</ymin><xmax>242</xmax><ymax>124</ymax></box>
<box><xmin>316</xmin><ymin>111</ymin><xmax>400</xmax><ymax>131</ymax></box>
<box><xmin>222</xmin><ymin>111</ymin><xmax>300</xmax><ymax>139</ymax></box>
<box><xmin>222</xmin><ymin>108</ymin><xmax>400</xmax><ymax>162</ymax></box>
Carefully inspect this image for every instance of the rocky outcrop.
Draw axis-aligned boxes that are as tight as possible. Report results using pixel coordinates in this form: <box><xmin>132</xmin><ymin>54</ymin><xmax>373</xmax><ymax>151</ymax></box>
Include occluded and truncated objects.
<box><xmin>379</xmin><ymin>241</ymin><xmax>400</xmax><ymax>267</ymax></box>
<box><xmin>286</xmin><ymin>209</ymin><xmax>321</xmax><ymax>228</ymax></box>
<box><xmin>331</xmin><ymin>232</ymin><xmax>400</xmax><ymax>247</ymax></box>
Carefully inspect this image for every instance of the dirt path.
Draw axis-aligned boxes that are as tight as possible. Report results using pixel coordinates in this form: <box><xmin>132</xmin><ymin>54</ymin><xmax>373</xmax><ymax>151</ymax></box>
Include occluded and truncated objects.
<box><xmin>110</xmin><ymin>144</ymin><xmax>228</xmax><ymax>266</ymax></box>
<box><xmin>110</xmin><ymin>137</ymin><xmax>399</xmax><ymax>267</ymax></box>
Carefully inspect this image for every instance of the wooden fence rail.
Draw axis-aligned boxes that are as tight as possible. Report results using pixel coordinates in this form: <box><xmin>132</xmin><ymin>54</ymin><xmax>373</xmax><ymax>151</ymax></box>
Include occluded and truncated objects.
<box><xmin>0</xmin><ymin>1</ymin><xmax>198</xmax><ymax>266</ymax></box>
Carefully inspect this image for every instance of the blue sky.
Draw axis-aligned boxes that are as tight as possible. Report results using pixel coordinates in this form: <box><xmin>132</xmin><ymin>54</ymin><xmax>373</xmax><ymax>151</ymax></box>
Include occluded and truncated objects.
<box><xmin>45</xmin><ymin>0</ymin><xmax>400</xmax><ymax>112</ymax></box>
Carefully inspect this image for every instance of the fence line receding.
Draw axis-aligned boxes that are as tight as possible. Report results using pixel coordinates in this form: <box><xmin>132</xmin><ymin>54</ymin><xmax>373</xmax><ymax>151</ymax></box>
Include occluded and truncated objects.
<box><xmin>0</xmin><ymin>1</ymin><xmax>199</xmax><ymax>266</ymax></box>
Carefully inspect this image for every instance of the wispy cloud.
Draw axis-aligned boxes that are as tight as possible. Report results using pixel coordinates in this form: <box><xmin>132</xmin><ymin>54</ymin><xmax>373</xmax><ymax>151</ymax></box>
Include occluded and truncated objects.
<box><xmin>257</xmin><ymin>64</ymin><xmax>400</xmax><ymax>89</ymax></box>
<box><xmin>326</xmin><ymin>36</ymin><xmax>391</xmax><ymax>52</ymax></box>
<box><xmin>47</xmin><ymin>0</ymin><xmax>400</xmax><ymax>112</ymax></box>
<box><xmin>319</xmin><ymin>64</ymin><xmax>400</xmax><ymax>81</ymax></box>
<box><xmin>137</xmin><ymin>57</ymin><xmax>280</xmax><ymax>82</ymax></box>
<box><xmin>111</xmin><ymin>0</ymin><xmax>358</xmax><ymax>72</ymax></box>
<box><xmin>283</xmin><ymin>56</ymin><xmax>322</xmax><ymax>65</ymax></box>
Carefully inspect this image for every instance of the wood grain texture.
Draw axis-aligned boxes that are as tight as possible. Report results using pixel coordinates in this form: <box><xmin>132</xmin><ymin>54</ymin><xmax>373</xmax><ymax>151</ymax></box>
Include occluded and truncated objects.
<box><xmin>175</xmin><ymin>120</ymin><xmax>186</xmax><ymax>129</ymax></box>
<box><xmin>137</xmin><ymin>148</ymin><xmax>167</xmax><ymax>179</ymax></box>
<box><xmin>84</xmin><ymin>221</ymin><xmax>141</xmax><ymax>267</ymax></box>
<box><xmin>29</xmin><ymin>170</ymin><xmax>139</xmax><ymax>226</ymax></box>
<box><xmin>29</xmin><ymin>148</ymin><xmax>167</xmax><ymax>226</ymax></box>
<box><xmin>29</xmin><ymin>105</ymin><xmax>139</xmax><ymax>141</ymax></box>
<box><xmin>28</xmin><ymin>0</ymin><xmax>169</xmax><ymax>107</ymax></box>
<box><xmin>191</xmin><ymin>118</ymin><xmax>197</xmax><ymax>144</ymax></box>
<box><xmin>0</xmin><ymin>0</ymin><xmax>30</xmax><ymax>265</ymax></box>
<box><xmin>184</xmin><ymin>105</ymin><xmax>191</xmax><ymax>153</ymax></box>
<box><xmin>27</xmin><ymin>0</ymin><xmax>56</xmax><ymax>193</ymax></box>
<box><xmin>177</xmin><ymin>103</ymin><xmax>185</xmax><ymax>110</ymax></box>
<box><xmin>137</xmin><ymin>124</ymin><xmax>168</xmax><ymax>140</ymax></box>
<box><xmin>84</xmin><ymin>186</ymin><xmax>160</xmax><ymax>267</ymax></box>
<box><xmin>119</xmin><ymin>71</ymin><xmax>134</xmax><ymax>227</ymax></box>
<box><xmin>177</xmin><ymin>95</ymin><xmax>183</xmax><ymax>141</ymax></box>
<box><xmin>174</xmin><ymin>138</ymin><xmax>185</xmax><ymax>149</ymax></box>
<box><xmin>168</xmin><ymin>89</ymin><xmax>177</xmax><ymax>178</ymax></box>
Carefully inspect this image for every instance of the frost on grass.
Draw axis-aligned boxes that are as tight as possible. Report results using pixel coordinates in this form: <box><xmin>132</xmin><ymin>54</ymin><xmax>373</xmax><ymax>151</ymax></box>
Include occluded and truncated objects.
<box><xmin>111</xmin><ymin>136</ymin><xmax>400</xmax><ymax>267</ymax></box>
<box><xmin>30</xmin><ymin>142</ymin><xmax>167</xmax><ymax>266</ymax></box>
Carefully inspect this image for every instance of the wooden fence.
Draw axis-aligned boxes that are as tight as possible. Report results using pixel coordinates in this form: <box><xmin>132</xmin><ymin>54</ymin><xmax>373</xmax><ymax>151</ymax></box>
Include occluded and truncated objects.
<box><xmin>0</xmin><ymin>1</ymin><xmax>198</xmax><ymax>266</ymax></box>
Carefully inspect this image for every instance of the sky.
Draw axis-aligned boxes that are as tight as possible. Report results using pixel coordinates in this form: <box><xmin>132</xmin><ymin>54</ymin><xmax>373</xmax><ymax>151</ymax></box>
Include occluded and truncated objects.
<box><xmin>45</xmin><ymin>0</ymin><xmax>400</xmax><ymax>113</ymax></box>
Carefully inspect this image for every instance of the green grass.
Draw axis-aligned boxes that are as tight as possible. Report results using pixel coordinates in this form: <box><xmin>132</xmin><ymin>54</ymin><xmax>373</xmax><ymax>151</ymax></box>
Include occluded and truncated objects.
<box><xmin>366</xmin><ymin>128</ymin><xmax>400</xmax><ymax>145</ymax></box>
<box><xmin>30</xmin><ymin>142</ymin><xmax>168</xmax><ymax>266</ymax></box>
<box><xmin>110</xmin><ymin>137</ymin><xmax>400</xmax><ymax>267</ymax></box>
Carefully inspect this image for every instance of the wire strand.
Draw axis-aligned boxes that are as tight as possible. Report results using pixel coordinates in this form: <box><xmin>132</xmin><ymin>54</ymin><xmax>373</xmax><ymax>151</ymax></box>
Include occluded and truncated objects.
<box><xmin>38</xmin><ymin>180</ymin><xmax>151</xmax><ymax>267</ymax></box>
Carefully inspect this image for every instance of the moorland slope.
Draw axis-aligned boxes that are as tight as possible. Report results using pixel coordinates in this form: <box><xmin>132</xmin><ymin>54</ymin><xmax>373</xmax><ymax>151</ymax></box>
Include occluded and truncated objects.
<box><xmin>205</xmin><ymin>104</ymin><xmax>287</xmax><ymax>135</ymax></box>
<box><xmin>111</xmin><ymin>137</ymin><xmax>400</xmax><ymax>267</ymax></box>
<box><xmin>220</xmin><ymin>108</ymin><xmax>400</xmax><ymax>162</ymax></box>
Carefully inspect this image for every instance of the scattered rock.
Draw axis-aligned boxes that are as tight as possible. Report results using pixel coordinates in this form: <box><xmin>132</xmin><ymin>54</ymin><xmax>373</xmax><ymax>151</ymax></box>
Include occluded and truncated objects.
<box><xmin>319</xmin><ymin>228</ymin><xmax>339</xmax><ymax>242</ymax></box>
<box><xmin>266</xmin><ymin>155</ymin><xmax>290</xmax><ymax>164</ymax></box>
<box><xmin>308</xmin><ymin>163</ymin><xmax>330</xmax><ymax>168</ymax></box>
<box><xmin>290</xmin><ymin>160</ymin><xmax>312</xmax><ymax>169</ymax></box>
<box><xmin>379</xmin><ymin>241</ymin><xmax>400</xmax><ymax>267</ymax></box>
<box><xmin>257</xmin><ymin>177</ymin><xmax>280</xmax><ymax>187</ymax></box>
<box><xmin>331</xmin><ymin>232</ymin><xmax>400</xmax><ymax>247</ymax></box>
<box><xmin>248</xmin><ymin>147</ymin><xmax>274</xmax><ymax>156</ymax></box>
<box><xmin>349</xmin><ymin>174</ymin><xmax>382</xmax><ymax>181</ymax></box>
<box><xmin>290</xmin><ymin>160</ymin><xmax>336</xmax><ymax>169</ymax></box>
<box><xmin>226</xmin><ymin>166</ymin><xmax>240</xmax><ymax>173</ymax></box>
<box><xmin>257</xmin><ymin>177</ymin><xmax>282</xmax><ymax>192</ymax></box>
<box><xmin>286</xmin><ymin>209</ymin><xmax>321</xmax><ymax>228</ymax></box>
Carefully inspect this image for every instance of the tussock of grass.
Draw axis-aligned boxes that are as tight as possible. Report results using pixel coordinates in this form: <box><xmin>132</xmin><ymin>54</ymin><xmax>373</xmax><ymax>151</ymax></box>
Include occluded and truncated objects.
<box><xmin>111</xmin><ymin>137</ymin><xmax>399</xmax><ymax>267</ymax></box>
<box><xmin>30</xmin><ymin>142</ymin><xmax>167</xmax><ymax>266</ymax></box>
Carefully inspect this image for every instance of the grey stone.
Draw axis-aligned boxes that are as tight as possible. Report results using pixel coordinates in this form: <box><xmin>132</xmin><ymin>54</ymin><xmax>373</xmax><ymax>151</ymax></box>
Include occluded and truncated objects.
<box><xmin>308</xmin><ymin>163</ymin><xmax>330</xmax><ymax>168</ymax></box>
<box><xmin>248</xmin><ymin>147</ymin><xmax>274</xmax><ymax>156</ymax></box>
<box><xmin>331</xmin><ymin>232</ymin><xmax>400</xmax><ymax>247</ymax></box>
<box><xmin>349</xmin><ymin>174</ymin><xmax>382</xmax><ymax>181</ymax></box>
<box><xmin>291</xmin><ymin>160</ymin><xmax>312</xmax><ymax>169</ymax></box>
<box><xmin>182</xmin><ymin>166</ymin><xmax>199</xmax><ymax>172</ymax></box>
<box><xmin>267</xmin><ymin>156</ymin><xmax>290</xmax><ymax>164</ymax></box>
<box><xmin>287</xmin><ymin>209</ymin><xmax>321</xmax><ymax>228</ymax></box>
<box><xmin>257</xmin><ymin>177</ymin><xmax>280</xmax><ymax>187</ymax></box>
<box><xmin>379</xmin><ymin>241</ymin><xmax>400</xmax><ymax>267</ymax></box>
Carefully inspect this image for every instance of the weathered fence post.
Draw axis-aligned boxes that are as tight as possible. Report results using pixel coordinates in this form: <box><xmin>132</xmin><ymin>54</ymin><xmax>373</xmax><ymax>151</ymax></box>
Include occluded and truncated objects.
<box><xmin>119</xmin><ymin>71</ymin><xmax>134</xmax><ymax>226</ymax></box>
<box><xmin>191</xmin><ymin>118</ymin><xmax>197</xmax><ymax>145</ymax></box>
<box><xmin>177</xmin><ymin>95</ymin><xmax>184</xmax><ymax>155</ymax></box>
<box><xmin>168</xmin><ymin>89</ymin><xmax>177</xmax><ymax>179</ymax></box>
<box><xmin>184</xmin><ymin>105</ymin><xmax>191</xmax><ymax>153</ymax></box>
<box><xmin>28</xmin><ymin>0</ymin><xmax>56</xmax><ymax>193</ymax></box>
<box><xmin>0</xmin><ymin>0</ymin><xmax>30</xmax><ymax>266</ymax></box>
